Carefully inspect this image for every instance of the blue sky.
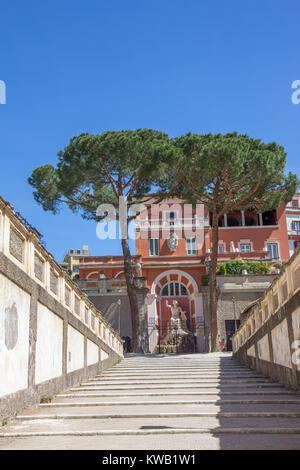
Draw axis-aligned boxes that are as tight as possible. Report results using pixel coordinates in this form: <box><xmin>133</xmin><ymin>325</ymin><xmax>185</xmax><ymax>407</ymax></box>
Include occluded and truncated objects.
<box><xmin>0</xmin><ymin>0</ymin><xmax>299</xmax><ymax>261</ymax></box>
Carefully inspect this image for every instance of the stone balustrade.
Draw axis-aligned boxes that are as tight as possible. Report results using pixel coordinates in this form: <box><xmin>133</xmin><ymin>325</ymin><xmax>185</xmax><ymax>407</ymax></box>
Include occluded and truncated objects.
<box><xmin>0</xmin><ymin>196</ymin><xmax>123</xmax><ymax>356</ymax></box>
<box><xmin>0</xmin><ymin>196</ymin><xmax>123</xmax><ymax>419</ymax></box>
<box><xmin>232</xmin><ymin>246</ymin><xmax>300</xmax><ymax>389</ymax></box>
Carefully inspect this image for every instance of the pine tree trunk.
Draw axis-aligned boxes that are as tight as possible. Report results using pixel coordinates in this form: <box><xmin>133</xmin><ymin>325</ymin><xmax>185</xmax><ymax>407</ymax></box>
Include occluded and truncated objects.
<box><xmin>210</xmin><ymin>211</ymin><xmax>219</xmax><ymax>352</ymax></box>
<box><xmin>121</xmin><ymin>237</ymin><xmax>143</xmax><ymax>353</ymax></box>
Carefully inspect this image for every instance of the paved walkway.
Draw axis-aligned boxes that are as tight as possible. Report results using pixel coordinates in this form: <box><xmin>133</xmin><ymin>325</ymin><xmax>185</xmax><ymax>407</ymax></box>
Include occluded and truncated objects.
<box><xmin>1</xmin><ymin>353</ymin><xmax>300</xmax><ymax>449</ymax></box>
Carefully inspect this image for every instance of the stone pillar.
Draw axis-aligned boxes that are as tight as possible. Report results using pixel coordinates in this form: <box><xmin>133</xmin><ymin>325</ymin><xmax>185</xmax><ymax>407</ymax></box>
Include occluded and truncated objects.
<box><xmin>194</xmin><ymin>292</ymin><xmax>205</xmax><ymax>352</ymax></box>
<box><xmin>28</xmin><ymin>238</ymin><xmax>35</xmax><ymax>277</ymax></box>
<box><xmin>134</xmin><ymin>277</ymin><xmax>150</xmax><ymax>353</ymax></box>
<box><xmin>28</xmin><ymin>289</ymin><xmax>38</xmax><ymax>390</ymax></box>
<box><xmin>201</xmin><ymin>286</ymin><xmax>211</xmax><ymax>352</ymax></box>
<box><xmin>241</xmin><ymin>211</ymin><xmax>245</xmax><ymax>226</ymax></box>
<box><xmin>147</xmin><ymin>294</ymin><xmax>158</xmax><ymax>353</ymax></box>
<box><xmin>2</xmin><ymin>212</ymin><xmax>10</xmax><ymax>257</ymax></box>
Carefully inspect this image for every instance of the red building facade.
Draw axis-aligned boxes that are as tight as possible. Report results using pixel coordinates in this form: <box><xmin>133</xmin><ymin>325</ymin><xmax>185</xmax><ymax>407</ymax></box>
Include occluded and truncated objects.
<box><xmin>286</xmin><ymin>193</ymin><xmax>300</xmax><ymax>257</ymax></box>
<box><xmin>78</xmin><ymin>199</ymin><xmax>291</xmax><ymax>352</ymax></box>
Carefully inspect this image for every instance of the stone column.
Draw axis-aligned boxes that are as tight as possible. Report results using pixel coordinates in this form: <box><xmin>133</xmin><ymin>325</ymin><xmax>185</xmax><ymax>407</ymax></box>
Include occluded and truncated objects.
<box><xmin>194</xmin><ymin>292</ymin><xmax>205</xmax><ymax>352</ymax></box>
<box><xmin>134</xmin><ymin>277</ymin><xmax>150</xmax><ymax>353</ymax></box>
<box><xmin>241</xmin><ymin>211</ymin><xmax>245</xmax><ymax>226</ymax></box>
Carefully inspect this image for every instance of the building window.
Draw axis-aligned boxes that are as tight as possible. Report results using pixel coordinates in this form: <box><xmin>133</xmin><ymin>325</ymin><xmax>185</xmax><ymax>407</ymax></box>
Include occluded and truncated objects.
<box><xmin>149</xmin><ymin>239</ymin><xmax>159</xmax><ymax>256</ymax></box>
<box><xmin>227</xmin><ymin>216</ymin><xmax>240</xmax><ymax>227</ymax></box>
<box><xmin>292</xmin><ymin>200</ymin><xmax>299</xmax><ymax>208</ymax></box>
<box><xmin>218</xmin><ymin>244</ymin><xmax>225</xmax><ymax>254</ymax></box>
<box><xmin>161</xmin><ymin>283</ymin><xmax>188</xmax><ymax>297</ymax></box>
<box><xmin>267</xmin><ymin>243</ymin><xmax>279</xmax><ymax>260</ymax></box>
<box><xmin>164</xmin><ymin>211</ymin><xmax>178</xmax><ymax>226</ymax></box>
<box><xmin>292</xmin><ymin>221</ymin><xmax>300</xmax><ymax>232</ymax></box>
<box><xmin>186</xmin><ymin>237</ymin><xmax>197</xmax><ymax>255</ymax></box>
<box><xmin>245</xmin><ymin>216</ymin><xmax>257</xmax><ymax>226</ymax></box>
<box><xmin>240</xmin><ymin>243</ymin><xmax>251</xmax><ymax>253</ymax></box>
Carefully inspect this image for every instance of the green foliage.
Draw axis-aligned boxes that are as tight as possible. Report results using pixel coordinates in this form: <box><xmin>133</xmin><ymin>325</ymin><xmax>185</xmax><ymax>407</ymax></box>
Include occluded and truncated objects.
<box><xmin>40</xmin><ymin>395</ymin><xmax>53</xmax><ymax>403</ymax></box>
<box><xmin>217</xmin><ymin>263</ymin><xmax>227</xmax><ymax>275</ymax></box>
<box><xmin>173</xmin><ymin>132</ymin><xmax>299</xmax><ymax>214</ymax></box>
<box><xmin>2</xmin><ymin>420</ymin><xmax>7</xmax><ymax>427</ymax></box>
<box><xmin>217</xmin><ymin>260</ymin><xmax>271</xmax><ymax>275</ymax></box>
<box><xmin>28</xmin><ymin>129</ymin><xmax>175</xmax><ymax>221</ymax></box>
<box><xmin>201</xmin><ymin>274</ymin><xmax>209</xmax><ymax>286</ymax></box>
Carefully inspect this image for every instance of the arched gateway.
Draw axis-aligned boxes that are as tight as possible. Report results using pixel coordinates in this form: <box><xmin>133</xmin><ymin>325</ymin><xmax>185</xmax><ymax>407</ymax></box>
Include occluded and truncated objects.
<box><xmin>148</xmin><ymin>270</ymin><xmax>205</xmax><ymax>353</ymax></box>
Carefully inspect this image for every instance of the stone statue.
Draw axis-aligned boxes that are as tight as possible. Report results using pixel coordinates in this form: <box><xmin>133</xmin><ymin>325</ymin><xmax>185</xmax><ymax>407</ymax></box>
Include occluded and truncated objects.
<box><xmin>230</xmin><ymin>241</ymin><xmax>236</xmax><ymax>253</ymax></box>
<box><xmin>154</xmin><ymin>300</ymin><xmax>194</xmax><ymax>354</ymax></box>
<box><xmin>135</xmin><ymin>261</ymin><xmax>142</xmax><ymax>277</ymax></box>
<box><xmin>166</xmin><ymin>300</ymin><xmax>188</xmax><ymax>335</ymax></box>
<box><xmin>167</xmin><ymin>232</ymin><xmax>178</xmax><ymax>252</ymax></box>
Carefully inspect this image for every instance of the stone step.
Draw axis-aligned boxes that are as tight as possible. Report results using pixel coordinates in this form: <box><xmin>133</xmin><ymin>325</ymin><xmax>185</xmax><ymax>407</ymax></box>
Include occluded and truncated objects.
<box><xmin>84</xmin><ymin>378</ymin><xmax>270</xmax><ymax>386</ymax></box>
<box><xmin>36</xmin><ymin>400</ymin><xmax>300</xmax><ymax>417</ymax></box>
<box><xmin>118</xmin><ymin>364</ymin><xmax>239</xmax><ymax>367</ymax></box>
<box><xmin>112</xmin><ymin>368</ymin><xmax>250</xmax><ymax>372</ymax></box>
<box><xmin>100</xmin><ymin>371</ymin><xmax>261</xmax><ymax>376</ymax></box>
<box><xmin>1</xmin><ymin>352</ymin><xmax>299</xmax><ymax>450</ymax></box>
<box><xmin>117</xmin><ymin>360</ymin><xmax>240</xmax><ymax>364</ymax></box>
<box><xmin>105</xmin><ymin>364</ymin><xmax>253</xmax><ymax>368</ymax></box>
<box><xmin>93</xmin><ymin>373</ymin><xmax>265</xmax><ymax>379</ymax></box>
<box><xmin>54</xmin><ymin>391</ymin><xmax>299</xmax><ymax>401</ymax></box>
<box><xmin>17</xmin><ymin>411</ymin><xmax>300</xmax><ymax>420</ymax></box>
<box><xmin>117</xmin><ymin>363</ymin><xmax>239</xmax><ymax>366</ymax></box>
<box><xmin>72</xmin><ymin>384</ymin><xmax>285</xmax><ymax>391</ymax></box>
<box><xmin>2</xmin><ymin>428</ymin><xmax>300</xmax><ymax>440</ymax></box>
<box><xmin>116</xmin><ymin>362</ymin><xmax>243</xmax><ymax>366</ymax></box>
<box><xmin>99</xmin><ymin>375</ymin><xmax>262</xmax><ymax>380</ymax></box>
<box><xmin>2</xmin><ymin>432</ymin><xmax>300</xmax><ymax>450</ymax></box>
<box><xmin>2</xmin><ymin>416</ymin><xmax>300</xmax><ymax>436</ymax></box>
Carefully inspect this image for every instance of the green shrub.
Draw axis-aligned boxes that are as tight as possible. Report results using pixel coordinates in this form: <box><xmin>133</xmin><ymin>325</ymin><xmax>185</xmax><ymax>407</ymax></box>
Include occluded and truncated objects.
<box><xmin>201</xmin><ymin>274</ymin><xmax>209</xmax><ymax>286</ymax></box>
<box><xmin>217</xmin><ymin>260</ymin><xmax>270</xmax><ymax>275</ymax></box>
<box><xmin>40</xmin><ymin>395</ymin><xmax>53</xmax><ymax>404</ymax></box>
<box><xmin>216</xmin><ymin>263</ymin><xmax>227</xmax><ymax>275</ymax></box>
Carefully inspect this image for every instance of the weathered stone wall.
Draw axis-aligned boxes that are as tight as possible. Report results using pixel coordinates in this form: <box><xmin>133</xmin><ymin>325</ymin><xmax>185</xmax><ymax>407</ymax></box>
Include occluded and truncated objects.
<box><xmin>0</xmin><ymin>197</ymin><xmax>123</xmax><ymax>420</ymax></box>
<box><xmin>233</xmin><ymin>249</ymin><xmax>300</xmax><ymax>390</ymax></box>
<box><xmin>216</xmin><ymin>275</ymin><xmax>276</xmax><ymax>349</ymax></box>
<box><xmin>79</xmin><ymin>280</ymin><xmax>150</xmax><ymax>352</ymax></box>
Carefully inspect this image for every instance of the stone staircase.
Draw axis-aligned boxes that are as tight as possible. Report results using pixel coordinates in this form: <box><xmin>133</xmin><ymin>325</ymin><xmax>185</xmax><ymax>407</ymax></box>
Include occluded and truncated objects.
<box><xmin>1</xmin><ymin>353</ymin><xmax>300</xmax><ymax>450</ymax></box>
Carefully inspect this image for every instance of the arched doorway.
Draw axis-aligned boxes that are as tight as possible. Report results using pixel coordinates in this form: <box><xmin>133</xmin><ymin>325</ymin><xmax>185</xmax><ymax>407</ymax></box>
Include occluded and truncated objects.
<box><xmin>159</xmin><ymin>280</ymin><xmax>192</xmax><ymax>334</ymax></box>
<box><xmin>148</xmin><ymin>270</ymin><xmax>204</xmax><ymax>353</ymax></box>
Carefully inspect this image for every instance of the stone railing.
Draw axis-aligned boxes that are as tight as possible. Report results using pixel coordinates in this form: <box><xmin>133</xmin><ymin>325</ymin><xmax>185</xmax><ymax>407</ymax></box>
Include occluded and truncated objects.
<box><xmin>76</xmin><ymin>277</ymin><xmax>128</xmax><ymax>294</ymax></box>
<box><xmin>0</xmin><ymin>196</ymin><xmax>123</xmax><ymax>419</ymax></box>
<box><xmin>75</xmin><ymin>277</ymin><xmax>146</xmax><ymax>294</ymax></box>
<box><xmin>232</xmin><ymin>247</ymin><xmax>300</xmax><ymax>389</ymax></box>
